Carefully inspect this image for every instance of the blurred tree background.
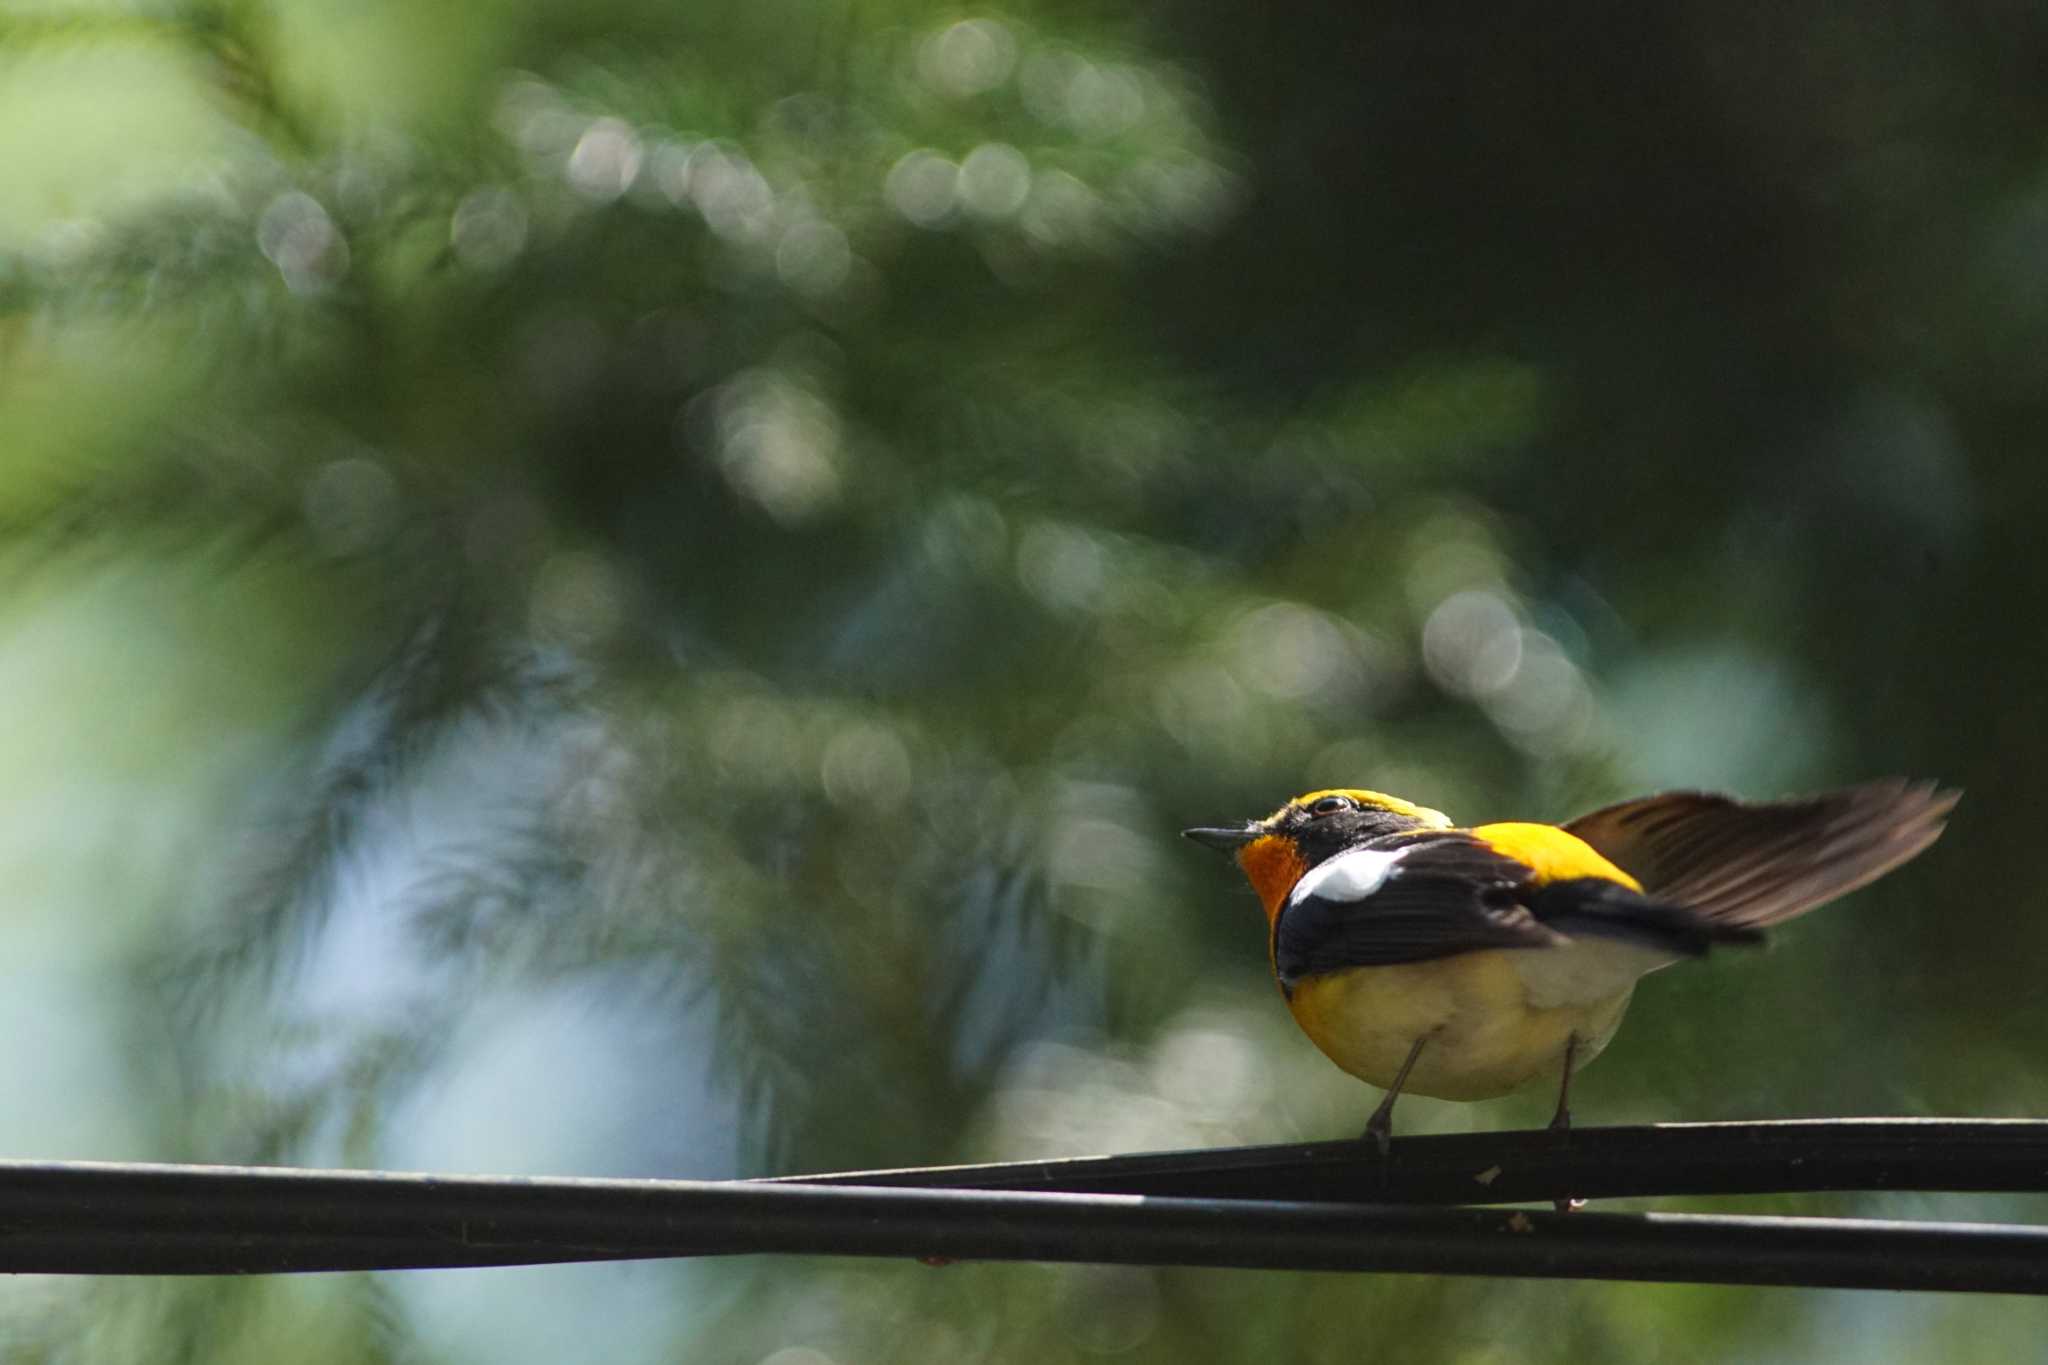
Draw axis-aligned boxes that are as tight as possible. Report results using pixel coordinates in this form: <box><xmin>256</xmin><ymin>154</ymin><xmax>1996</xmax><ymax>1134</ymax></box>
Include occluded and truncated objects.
<box><xmin>2</xmin><ymin>0</ymin><xmax>2046</xmax><ymax>1358</ymax></box>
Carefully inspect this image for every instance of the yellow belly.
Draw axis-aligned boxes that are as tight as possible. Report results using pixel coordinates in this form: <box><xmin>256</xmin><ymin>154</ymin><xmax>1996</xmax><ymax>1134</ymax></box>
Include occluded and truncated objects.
<box><xmin>1284</xmin><ymin>949</ymin><xmax>1637</xmax><ymax>1101</ymax></box>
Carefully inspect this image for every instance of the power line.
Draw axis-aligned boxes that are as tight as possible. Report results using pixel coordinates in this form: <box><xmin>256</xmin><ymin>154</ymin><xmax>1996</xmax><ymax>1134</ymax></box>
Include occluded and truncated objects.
<box><xmin>783</xmin><ymin>1117</ymin><xmax>2048</xmax><ymax>1205</ymax></box>
<box><xmin>2</xmin><ymin>1120</ymin><xmax>2043</xmax><ymax>1291</ymax></box>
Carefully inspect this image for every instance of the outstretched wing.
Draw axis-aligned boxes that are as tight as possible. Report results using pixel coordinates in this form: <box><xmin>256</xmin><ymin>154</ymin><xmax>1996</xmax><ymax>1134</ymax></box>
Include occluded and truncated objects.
<box><xmin>1563</xmin><ymin>779</ymin><xmax>1957</xmax><ymax>930</ymax></box>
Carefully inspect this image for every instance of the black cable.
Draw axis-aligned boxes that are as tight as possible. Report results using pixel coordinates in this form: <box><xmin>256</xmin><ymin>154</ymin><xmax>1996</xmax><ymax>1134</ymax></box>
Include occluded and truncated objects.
<box><xmin>0</xmin><ymin>1120</ymin><xmax>2043</xmax><ymax>1290</ymax></box>
<box><xmin>777</xmin><ymin>1118</ymin><xmax>2048</xmax><ymax>1205</ymax></box>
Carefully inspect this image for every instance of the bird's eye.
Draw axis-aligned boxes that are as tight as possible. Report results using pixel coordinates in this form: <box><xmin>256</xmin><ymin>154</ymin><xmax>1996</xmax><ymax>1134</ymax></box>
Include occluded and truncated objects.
<box><xmin>1308</xmin><ymin>796</ymin><xmax>1355</xmax><ymax>817</ymax></box>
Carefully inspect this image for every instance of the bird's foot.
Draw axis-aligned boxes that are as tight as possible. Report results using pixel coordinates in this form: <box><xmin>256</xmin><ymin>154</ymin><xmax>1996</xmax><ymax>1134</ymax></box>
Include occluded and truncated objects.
<box><xmin>1362</xmin><ymin>1102</ymin><xmax>1396</xmax><ymax>1157</ymax></box>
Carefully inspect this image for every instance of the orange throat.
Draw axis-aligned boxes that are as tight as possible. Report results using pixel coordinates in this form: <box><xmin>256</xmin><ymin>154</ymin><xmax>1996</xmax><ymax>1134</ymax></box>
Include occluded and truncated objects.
<box><xmin>1236</xmin><ymin>834</ymin><xmax>1307</xmax><ymax>925</ymax></box>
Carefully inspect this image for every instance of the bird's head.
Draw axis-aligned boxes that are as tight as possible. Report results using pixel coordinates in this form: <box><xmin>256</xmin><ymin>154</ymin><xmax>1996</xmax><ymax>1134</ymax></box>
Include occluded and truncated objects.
<box><xmin>1183</xmin><ymin>789</ymin><xmax>1452</xmax><ymax>921</ymax></box>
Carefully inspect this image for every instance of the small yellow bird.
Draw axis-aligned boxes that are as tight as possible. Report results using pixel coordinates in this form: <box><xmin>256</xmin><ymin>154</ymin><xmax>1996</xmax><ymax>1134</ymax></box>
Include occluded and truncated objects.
<box><xmin>1184</xmin><ymin>780</ymin><xmax>1955</xmax><ymax>1146</ymax></box>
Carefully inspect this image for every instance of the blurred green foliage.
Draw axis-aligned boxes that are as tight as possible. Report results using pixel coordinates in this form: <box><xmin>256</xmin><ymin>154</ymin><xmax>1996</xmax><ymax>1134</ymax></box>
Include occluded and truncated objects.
<box><xmin>3</xmin><ymin>0</ymin><xmax>2048</xmax><ymax>1359</ymax></box>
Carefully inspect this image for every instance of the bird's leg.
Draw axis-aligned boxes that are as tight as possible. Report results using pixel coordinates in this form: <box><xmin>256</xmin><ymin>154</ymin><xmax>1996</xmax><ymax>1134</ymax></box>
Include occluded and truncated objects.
<box><xmin>1550</xmin><ymin>1033</ymin><xmax>1585</xmax><ymax>1213</ymax></box>
<box><xmin>1548</xmin><ymin>1033</ymin><xmax>1579</xmax><ymax>1133</ymax></box>
<box><xmin>1362</xmin><ymin>1037</ymin><xmax>1427</xmax><ymax>1156</ymax></box>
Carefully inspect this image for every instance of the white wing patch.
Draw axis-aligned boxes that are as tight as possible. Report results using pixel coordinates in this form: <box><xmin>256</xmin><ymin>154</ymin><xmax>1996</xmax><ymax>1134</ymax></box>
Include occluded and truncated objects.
<box><xmin>1285</xmin><ymin>846</ymin><xmax>1410</xmax><ymax>909</ymax></box>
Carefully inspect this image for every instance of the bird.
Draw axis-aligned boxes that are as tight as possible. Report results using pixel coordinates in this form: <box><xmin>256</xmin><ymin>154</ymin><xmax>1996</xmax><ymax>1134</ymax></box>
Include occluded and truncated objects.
<box><xmin>1183</xmin><ymin>780</ymin><xmax>1956</xmax><ymax>1150</ymax></box>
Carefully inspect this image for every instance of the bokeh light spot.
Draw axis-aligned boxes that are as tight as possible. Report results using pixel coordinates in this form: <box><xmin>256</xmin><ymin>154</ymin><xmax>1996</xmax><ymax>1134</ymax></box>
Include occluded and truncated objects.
<box><xmin>1226</xmin><ymin>602</ymin><xmax>1354</xmax><ymax>702</ymax></box>
<box><xmin>1022</xmin><ymin>53</ymin><xmax>1145</xmax><ymax>138</ymax></box>
<box><xmin>958</xmin><ymin>143</ymin><xmax>1032</xmax><ymax>220</ymax></box>
<box><xmin>303</xmin><ymin>457</ymin><xmax>399</xmax><ymax>557</ymax></box>
<box><xmin>496</xmin><ymin>75</ymin><xmax>580</xmax><ymax>157</ymax></box>
<box><xmin>1015</xmin><ymin>522</ymin><xmax>1107</xmax><ymax>612</ymax></box>
<box><xmin>687</xmin><ymin>144</ymin><xmax>774</xmax><ymax>242</ymax></box>
<box><xmin>1482</xmin><ymin>631</ymin><xmax>1594</xmax><ymax>755</ymax></box>
<box><xmin>712</xmin><ymin>370</ymin><xmax>845</xmax><ymax>525</ymax></box>
<box><xmin>646</xmin><ymin>140</ymin><xmax>695</xmax><ymax>205</ymax></box>
<box><xmin>1402</xmin><ymin>509</ymin><xmax>1511</xmax><ymax>613</ymax></box>
<box><xmin>885</xmin><ymin>150</ymin><xmax>960</xmax><ymax>228</ymax></box>
<box><xmin>451</xmin><ymin>187</ymin><xmax>529</xmax><ymax>270</ymax></box>
<box><xmin>1422</xmin><ymin>588</ymin><xmax>1521</xmax><ymax>697</ymax></box>
<box><xmin>709</xmin><ymin>696</ymin><xmax>804</xmax><ymax>785</ymax></box>
<box><xmin>1018</xmin><ymin>169</ymin><xmax>1101</xmax><ymax>249</ymax></box>
<box><xmin>1149</xmin><ymin>662</ymin><xmax>1252</xmax><ymax>762</ymax></box>
<box><xmin>820</xmin><ymin>723</ymin><xmax>913</xmax><ymax>813</ymax></box>
<box><xmin>566</xmin><ymin>118</ymin><xmax>643</xmax><ymax>200</ymax></box>
<box><xmin>918</xmin><ymin>19</ymin><xmax>1018</xmax><ymax>98</ymax></box>
<box><xmin>1148</xmin><ymin>1024</ymin><xmax>1267</xmax><ymax>1120</ymax></box>
<box><xmin>775</xmin><ymin>220</ymin><xmax>852</xmax><ymax>298</ymax></box>
<box><xmin>257</xmin><ymin>191</ymin><xmax>349</xmax><ymax>294</ymax></box>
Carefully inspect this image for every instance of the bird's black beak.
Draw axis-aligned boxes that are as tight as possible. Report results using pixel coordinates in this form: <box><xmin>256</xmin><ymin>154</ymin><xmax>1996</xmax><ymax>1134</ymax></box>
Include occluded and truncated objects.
<box><xmin>1181</xmin><ymin>823</ymin><xmax>1260</xmax><ymax>854</ymax></box>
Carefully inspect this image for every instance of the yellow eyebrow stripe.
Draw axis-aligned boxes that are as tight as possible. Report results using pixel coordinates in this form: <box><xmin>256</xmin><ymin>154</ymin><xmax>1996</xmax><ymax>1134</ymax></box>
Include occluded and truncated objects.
<box><xmin>1468</xmin><ymin>822</ymin><xmax>1643</xmax><ymax>891</ymax></box>
<box><xmin>1283</xmin><ymin>789</ymin><xmax>1453</xmax><ymax>828</ymax></box>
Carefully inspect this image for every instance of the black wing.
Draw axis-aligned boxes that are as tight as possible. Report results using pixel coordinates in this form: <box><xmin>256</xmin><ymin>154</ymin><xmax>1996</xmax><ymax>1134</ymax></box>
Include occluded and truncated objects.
<box><xmin>1271</xmin><ymin>833</ymin><xmax>1757</xmax><ymax>991</ymax></box>
<box><xmin>1563</xmin><ymin>779</ymin><xmax>1956</xmax><ymax>930</ymax></box>
<box><xmin>1271</xmin><ymin>835</ymin><xmax>1559</xmax><ymax>987</ymax></box>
